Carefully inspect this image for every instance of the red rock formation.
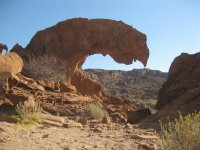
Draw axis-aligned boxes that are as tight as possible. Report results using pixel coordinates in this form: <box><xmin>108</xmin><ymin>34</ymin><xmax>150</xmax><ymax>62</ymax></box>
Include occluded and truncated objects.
<box><xmin>0</xmin><ymin>52</ymin><xmax>23</xmax><ymax>76</ymax></box>
<box><xmin>141</xmin><ymin>52</ymin><xmax>200</xmax><ymax>129</ymax></box>
<box><xmin>156</xmin><ymin>52</ymin><xmax>200</xmax><ymax>110</ymax></box>
<box><xmin>12</xmin><ymin>18</ymin><xmax>149</xmax><ymax>96</ymax></box>
<box><xmin>0</xmin><ymin>43</ymin><xmax>8</xmax><ymax>54</ymax></box>
<box><xmin>0</xmin><ymin>52</ymin><xmax>23</xmax><ymax>96</ymax></box>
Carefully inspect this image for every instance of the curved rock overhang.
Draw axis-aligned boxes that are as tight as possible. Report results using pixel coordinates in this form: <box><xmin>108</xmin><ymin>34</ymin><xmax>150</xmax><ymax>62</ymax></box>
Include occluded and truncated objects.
<box><xmin>12</xmin><ymin>18</ymin><xmax>149</xmax><ymax>96</ymax></box>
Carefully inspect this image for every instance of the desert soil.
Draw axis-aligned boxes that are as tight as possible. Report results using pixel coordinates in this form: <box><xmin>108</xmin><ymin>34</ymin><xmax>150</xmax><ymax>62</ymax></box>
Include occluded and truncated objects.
<box><xmin>0</xmin><ymin>120</ymin><xmax>162</xmax><ymax>150</ymax></box>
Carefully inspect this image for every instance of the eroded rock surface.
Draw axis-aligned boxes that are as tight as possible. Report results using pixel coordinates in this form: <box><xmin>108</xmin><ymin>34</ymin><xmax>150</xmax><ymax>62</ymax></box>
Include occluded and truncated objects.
<box><xmin>0</xmin><ymin>52</ymin><xmax>23</xmax><ymax>77</ymax></box>
<box><xmin>156</xmin><ymin>52</ymin><xmax>200</xmax><ymax>110</ymax></box>
<box><xmin>12</xmin><ymin>18</ymin><xmax>149</xmax><ymax>97</ymax></box>
<box><xmin>141</xmin><ymin>52</ymin><xmax>200</xmax><ymax>129</ymax></box>
<box><xmin>0</xmin><ymin>52</ymin><xmax>23</xmax><ymax>96</ymax></box>
<box><xmin>0</xmin><ymin>56</ymin><xmax>147</xmax><ymax>125</ymax></box>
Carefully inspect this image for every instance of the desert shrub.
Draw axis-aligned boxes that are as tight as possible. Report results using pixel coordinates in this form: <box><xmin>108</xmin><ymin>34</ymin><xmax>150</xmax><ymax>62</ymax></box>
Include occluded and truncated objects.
<box><xmin>160</xmin><ymin>111</ymin><xmax>200</xmax><ymax>150</ymax></box>
<box><xmin>149</xmin><ymin>99</ymin><xmax>157</xmax><ymax>105</ymax></box>
<box><xmin>88</xmin><ymin>103</ymin><xmax>106</xmax><ymax>120</ymax></box>
<box><xmin>23</xmin><ymin>55</ymin><xmax>68</xmax><ymax>82</ymax></box>
<box><xmin>13</xmin><ymin>99</ymin><xmax>41</xmax><ymax>125</ymax></box>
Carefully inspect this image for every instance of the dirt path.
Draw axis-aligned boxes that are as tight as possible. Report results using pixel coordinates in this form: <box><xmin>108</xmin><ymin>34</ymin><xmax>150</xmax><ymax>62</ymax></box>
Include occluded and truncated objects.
<box><xmin>0</xmin><ymin>121</ymin><xmax>163</xmax><ymax>150</ymax></box>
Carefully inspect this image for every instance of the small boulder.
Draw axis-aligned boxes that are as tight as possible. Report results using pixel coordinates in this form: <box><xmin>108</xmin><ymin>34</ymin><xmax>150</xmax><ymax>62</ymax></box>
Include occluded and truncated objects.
<box><xmin>101</xmin><ymin>116</ymin><xmax>111</xmax><ymax>124</ymax></box>
<box><xmin>78</xmin><ymin>117</ymin><xmax>88</xmax><ymax>125</ymax></box>
<box><xmin>63</xmin><ymin>120</ymin><xmax>82</xmax><ymax>128</ymax></box>
<box><xmin>0</xmin><ymin>114</ymin><xmax>18</xmax><ymax>123</ymax></box>
<box><xmin>125</xmin><ymin>123</ymin><xmax>133</xmax><ymax>129</ymax></box>
<box><xmin>37</xmin><ymin>79</ymin><xmax>55</xmax><ymax>90</ymax></box>
<box><xmin>59</xmin><ymin>82</ymin><xmax>76</xmax><ymax>93</ymax></box>
<box><xmin>138</xmin><ymin>143</ymin><xmax>158</xmax><ymax>150</ymax></box>
<box><xmin>111</xmin><ymin>112</ymin><xmax>127</xmax><ymax>123</ymax></box>
<box><xmin>127</xmin><ymin>108</ymin><xmax>151</xmax><ymax>124</ymax></box>
<box><xmin>42</xmin><ymin>134</ymin><xmax>49</xmax><ymax>138</ymax></box>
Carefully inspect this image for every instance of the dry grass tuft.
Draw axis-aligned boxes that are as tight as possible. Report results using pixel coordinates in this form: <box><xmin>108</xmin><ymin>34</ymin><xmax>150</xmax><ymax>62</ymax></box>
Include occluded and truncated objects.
<box><xmin>13</xmin><ymin>99</ymin><xmax>42</xmax><ymax>125</ymax></box>
<box><xmin>160</xmin><ymin>111</ymin><xmax>200</xmax><ymax>150</ymax></box>
<box><xmin>88</xmin><ymin>103</ymin><xmax>106</xmax><ymax>120</ymax></box>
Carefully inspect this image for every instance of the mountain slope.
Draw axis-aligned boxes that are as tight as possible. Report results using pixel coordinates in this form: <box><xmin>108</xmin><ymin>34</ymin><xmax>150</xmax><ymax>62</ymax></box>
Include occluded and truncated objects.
<box><xmin>85</xmin><ymin>68</ymin><xmax>167</xmax><ymax>104</ymax></box>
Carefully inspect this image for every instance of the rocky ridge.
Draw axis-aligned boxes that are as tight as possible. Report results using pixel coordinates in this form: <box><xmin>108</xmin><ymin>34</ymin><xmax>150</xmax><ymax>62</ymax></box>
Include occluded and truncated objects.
<box><xmin>85</xmin><ymin>68</ymin><xmax>167</xmax><ymax>103</ymax></box>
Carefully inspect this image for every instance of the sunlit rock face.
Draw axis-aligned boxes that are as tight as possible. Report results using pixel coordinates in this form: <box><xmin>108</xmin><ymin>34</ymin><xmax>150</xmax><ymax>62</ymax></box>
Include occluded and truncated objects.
<box><xmin>12</xmin><ymin>18</ymin><xmax>149</xmax><ymax>96</ymax></box>
<box><xmin>0</xmin><ymin>52</ymin><xmax>23</xmax><ymax>77</ymax></box>
<box><xmin>0</xmin><ymin>52</ymin><xmax>23</xmax><ymax>96</ymax></box>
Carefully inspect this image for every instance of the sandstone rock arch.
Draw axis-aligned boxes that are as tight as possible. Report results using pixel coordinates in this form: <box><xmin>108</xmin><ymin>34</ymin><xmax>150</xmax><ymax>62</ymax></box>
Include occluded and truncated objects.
<box><xmin>0</xmin><ymin>43</ymin><xmax>8</xmax><ymax>54</ymax></box>
<box><xmin>11</xmin><ymin>18</ymin><xmax>149</xmax><ymax>96</ymax></box>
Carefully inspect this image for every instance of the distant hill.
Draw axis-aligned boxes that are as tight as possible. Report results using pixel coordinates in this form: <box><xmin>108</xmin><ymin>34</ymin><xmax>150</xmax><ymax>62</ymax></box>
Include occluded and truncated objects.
<box><xmin>85</xmin><ymin>68</ymin><xmax>168</xmax><ymax>106</ymax></box>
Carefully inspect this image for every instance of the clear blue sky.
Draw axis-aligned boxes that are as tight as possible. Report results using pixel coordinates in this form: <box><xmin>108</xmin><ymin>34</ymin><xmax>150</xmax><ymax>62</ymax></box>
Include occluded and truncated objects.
<box><xmin>0</xmin><ymin>0</ymin><xmax>200</xmax><ymax>72</ymax></box>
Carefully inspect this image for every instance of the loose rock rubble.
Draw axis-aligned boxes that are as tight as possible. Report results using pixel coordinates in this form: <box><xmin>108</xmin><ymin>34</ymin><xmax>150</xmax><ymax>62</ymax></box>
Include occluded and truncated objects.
<box><xmin>0</xmin><ymin>118</ymin><xmax>163</xmax><ymax>150</ymax></box>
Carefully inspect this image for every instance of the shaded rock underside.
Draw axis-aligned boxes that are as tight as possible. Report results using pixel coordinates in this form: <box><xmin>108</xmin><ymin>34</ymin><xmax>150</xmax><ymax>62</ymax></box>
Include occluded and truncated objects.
<box><xmin>141</xmin><ymin>52</ymin><xmax>200</xmax><ymax>129</ymax></box>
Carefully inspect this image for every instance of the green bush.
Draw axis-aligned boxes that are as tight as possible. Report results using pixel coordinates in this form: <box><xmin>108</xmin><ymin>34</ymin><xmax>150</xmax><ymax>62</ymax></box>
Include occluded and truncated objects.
<box><xmin>13</xmin><ymin>99</ymin><xmax>41</xmax><ymax>125</ymax></box>
<box><xmin>160</xmin><ymin>111</ymin><xmax>200</xmax><ymax>150</ymax></box>
<box><xmin>88</xmin><ymin>103</ymin><xmax>106</xmax><ymax>120</ymax></box>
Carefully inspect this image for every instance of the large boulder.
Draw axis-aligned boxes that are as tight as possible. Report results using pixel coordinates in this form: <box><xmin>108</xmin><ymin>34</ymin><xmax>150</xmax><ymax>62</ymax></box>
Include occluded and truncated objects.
<box><xmin>156</xmin><ymin>52</ymin><xmax>200</xmax><ymax>110</ymax></box>
<box><xmin>11</xmin><ymin>18</ymin><xmax>149</xmax><ymax>97</ymax></box>
<box><xmin>140</xmin><ymin>52</ymin><xmax>200</xmax><ymax>129</ymax></box>
<box><xmin>0</xmin><ymin>52</ymin><xmax>23</xmax><ymax>96</ymax></box>
<box><xmin>0</xmin><ymin>52</ymin><xmax>23</xmax><ymax>79</ymax></box>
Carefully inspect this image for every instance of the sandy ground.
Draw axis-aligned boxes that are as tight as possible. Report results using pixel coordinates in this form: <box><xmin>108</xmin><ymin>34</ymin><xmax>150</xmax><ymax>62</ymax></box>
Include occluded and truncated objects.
<box><xmin>0</xmin><ymin>120</ymin><xmax>163</xmax><ymax>150</ymax></box>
